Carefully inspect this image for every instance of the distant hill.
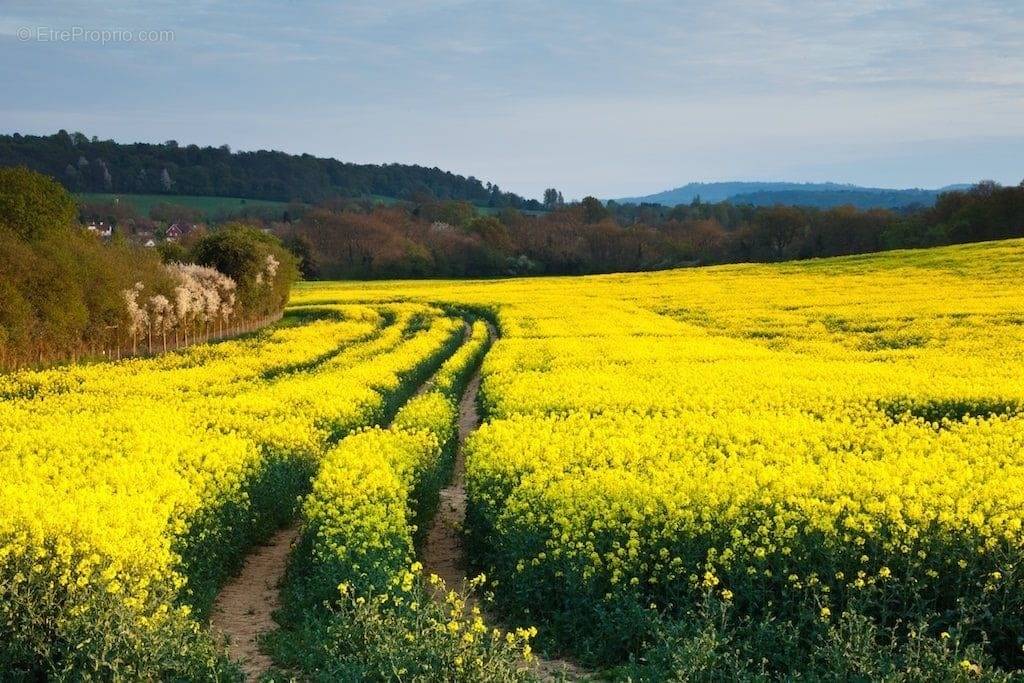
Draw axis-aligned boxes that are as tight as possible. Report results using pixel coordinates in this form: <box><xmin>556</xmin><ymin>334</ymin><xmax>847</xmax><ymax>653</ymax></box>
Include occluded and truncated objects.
<box><xmin>615</xmin><ymin>181</ymin><xmax>972</xmax><ymax>209</ymax></box>
<box><xmin>727</xmin><ymin>189</ymin><xmax>943</xmax><ymax>210</ymax></box>
<box><xmin>0</xmin><ymin>131</ymin><xmax>542</xmax><ymax>210</ymax></box>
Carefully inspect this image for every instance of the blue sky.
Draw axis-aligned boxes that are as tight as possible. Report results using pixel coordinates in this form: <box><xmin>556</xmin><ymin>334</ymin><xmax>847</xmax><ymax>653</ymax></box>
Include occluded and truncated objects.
<box><xmin>1</xmin><ymin>0</ymin><xmax>1022</xmax><ymax>199</ymax></box>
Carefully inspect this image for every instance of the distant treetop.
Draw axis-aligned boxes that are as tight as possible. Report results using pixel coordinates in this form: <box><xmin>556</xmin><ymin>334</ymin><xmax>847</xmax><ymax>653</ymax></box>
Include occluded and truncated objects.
<box><xmin>0</xmin><ymin>131</ymin><xmax>543</xmax><ymax>210</ymax></box>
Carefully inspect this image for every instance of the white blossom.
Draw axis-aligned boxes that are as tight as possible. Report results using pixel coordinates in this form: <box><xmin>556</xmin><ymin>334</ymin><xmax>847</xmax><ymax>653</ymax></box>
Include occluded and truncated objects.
<box><xmin>147</xmin><ymin>294</ymin><xmax>175</xmax><ymax>334</ymax></box>
<box><xmin>165</xmin><ymin>263</ymin><xmax>238</xmax><ymax>329</ymax></box>
<box><xmin>265</xmin><ymin>253</ymin><xmax>279</xmax><ymax>279</ymax></box>
<box><xmin>122</xmin><ymin>282</ymin><xmax>148</xmax><ymax>336</ymax></box>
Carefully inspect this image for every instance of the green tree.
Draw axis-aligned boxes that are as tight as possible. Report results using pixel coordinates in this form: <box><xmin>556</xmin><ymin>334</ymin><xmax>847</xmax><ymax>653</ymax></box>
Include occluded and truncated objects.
<box><xmin>756</xmin><ymin>205</ymin><xmax>805</xmax><ymax>258</ymax></box>
<box><xmin>282</xmin><ymin>232</ymin><xmax>319</xmax><ymax>279</ymax></box>
<box><xmin>156</xmin><ymin>241</ymin><xmax>188</xmax><ymax>264</ymax></box>
<box><xmin>0</xmin><ymin>166</ymin><xmax>77</xmax><ymax>240</ymax></box>
<box><xmin>465</xmin><ymin>215</ymin><xmax>512</xmax><ymax>252</ymax></box>
<box><xmin>190</xmin><ymin>223</ymin><xmax>298</xmax><ymax>316</ymax></box>
<box><xmin>543</xmin><ymin>188</ymin><xmax>563</xmax><ymax>209</ymax></box>
<box><xmin>423</xmin><ymin>201</ymin><xmax>475</xmax><ymax>229</ymax></box>
<box><xmin>581</xmin><ymin>196</ymin><xmax>610</xmax><ymax>224</ymax></box>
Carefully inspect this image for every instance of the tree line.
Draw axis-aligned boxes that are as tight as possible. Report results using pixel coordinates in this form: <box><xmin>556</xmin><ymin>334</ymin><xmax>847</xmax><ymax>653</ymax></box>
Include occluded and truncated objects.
<box><xmin>0</xmin><ymin>131</ymin><xmax>543</xmax><ymax>209</ymax></box>
<box><xmin>0</xmin><ymin>168</ymin><xmax>297</xmax><ymax>369</ymax></box>
<box><xmin>271</xmin><ymin>181</ymin><xmax>1024</xmax><ymax>279</ymax></box>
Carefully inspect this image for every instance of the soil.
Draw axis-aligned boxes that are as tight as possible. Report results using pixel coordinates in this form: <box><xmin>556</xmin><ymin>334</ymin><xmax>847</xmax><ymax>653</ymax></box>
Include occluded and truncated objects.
<box><xmin>210</xmin><ymin>525</ymin><xmax>299</xmax><ymax>681</ymax></box>
<box><xmin>420</xmin><ymin>366</ymin><xmax>481</xmax><ymax>594</ymax></box>
<box><xmin>419</xmin><ymin>323</ymin><xmax>588</xmax><ymax>681</ymax></box>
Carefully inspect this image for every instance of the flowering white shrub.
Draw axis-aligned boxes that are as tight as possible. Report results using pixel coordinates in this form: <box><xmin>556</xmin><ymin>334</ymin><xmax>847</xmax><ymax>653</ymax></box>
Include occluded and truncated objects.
<box><xmin>123</xmin><ymin>264</ymin><xmax>239</xmax><ymax>351</ymax></box>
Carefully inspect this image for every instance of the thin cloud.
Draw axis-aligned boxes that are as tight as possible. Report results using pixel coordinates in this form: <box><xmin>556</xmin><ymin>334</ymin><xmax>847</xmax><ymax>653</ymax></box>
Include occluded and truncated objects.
<box><xmin>1</xmin><ymin>0</ymin><xmax>1021</xmax><ymax>197</ymax></box>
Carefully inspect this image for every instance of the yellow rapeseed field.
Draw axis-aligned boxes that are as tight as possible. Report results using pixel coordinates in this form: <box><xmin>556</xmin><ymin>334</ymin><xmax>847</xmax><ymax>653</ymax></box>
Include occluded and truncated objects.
<box><xmin>2</xmin><ymin>239</ymin><xmax>1022</xmax><ymax>678</ymax></box>
<box><xmin>293</xmin><ymin>239</ymin><xmax>1024</xmax><ymax>672</ymax></box>
<box><xmin>0</xmin><ymin>302</ymin><xmax>465</xmax><ymax>676</ymax></box>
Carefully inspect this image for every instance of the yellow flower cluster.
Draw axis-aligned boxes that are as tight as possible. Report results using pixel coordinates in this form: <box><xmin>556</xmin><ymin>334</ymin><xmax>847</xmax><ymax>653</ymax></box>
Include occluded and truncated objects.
<box><xmin>0</xmin><ymin>302</ymin><xmax>464</xmax><ymax>674</ymax></box>
<box><xmin>303</xmin><ymin>425</ymin><xmax>446</xmax><ymax>587</ymax></box>
<box><xmin>392</xmin><ymin>391</ymin><xmax>459</xmax><ymax>449</ymax></box>
<box><xmin>295</xmin><ymin>239</ymin><xmax>1024</xmax><ymax>664</ymax></box>
<box><xmin>431</xmin><ymin>319</ymin><xmax>491</xmax><ymax>400</ymax></box>
<box><xmin>297</xmin><ymin>316</ymin><xmax>492</xmax><ymax>591</ymax></box>
<box><xmin>291</xmin><ymin>315</ymin><xmax>536</xmax><ymax>676</ymax></box>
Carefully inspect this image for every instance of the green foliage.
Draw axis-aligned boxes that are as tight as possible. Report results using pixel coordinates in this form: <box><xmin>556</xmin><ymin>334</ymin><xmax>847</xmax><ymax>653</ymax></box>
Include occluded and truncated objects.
<box><xmin>1</xmin><ymin>130</ymin><xmax>543</xmax><ymax>209</ymax></box>
<box><xmin>420</xmin><ymin>200</ymin><xmax>478</xmax><ymax>229</ymax></box>
<box><xmin>149</xmin><ymin>200</ymin><xmax>203</xmax><ymax>224</ymax></box>
<box><xmin>6</xmin><ymin>133</ymin><xmax>1024</xmax><ymax>280</ymax></box>
<box><xmin>618</xmin><ymin>599</ymin><xmax>1011</xmax><ymax>682</ymax></box>
<box><xmin>542</xmin><ymin>188</ymin><xmax>564</xmax><ymax>209</ymax></box>
<box><xmin>283</xmin><ymin>181</ymin><xmax>1024</xmax><ymax>279</ymax></box>
<box><xmin>0</xmin><ymin>170</ymin><xmax>298</xmax><ymax>366</ymax></box>
<box><xmin>0</xmin><ymin>166</ymin><xmax>77</xmax><ymax>240</ymax></box>
<box><xmin>156</xmin><ymin>240</ymin><xmax>188</xmax><ymax>263</ymax></box>
<box><xmin>190</xmin><ymin>223</ymin><xmax>298</xmax><ymax>317</ymax></box>
<box><xmin>580</xmin><ymin>196</ymin><xmax>610</xmax><ymax>224</ymax></box>
<box><xmin>0</xmin><ymin>582</ymin><xmax>241</xmax><ymax>681</ymax></box>
<box><xmin>282</xmin><ymin>232</ymin><xmax>319</xmax><ymax>279</ymax></box>
<box><xmin>467</xmin><ymin>216</ymin><xmax>512</xmax><ymax>251</ymax></box>
<box><xmin>0</xmin><ymin>171</ymin><xmax>178</xmax><ymax>366</ymax></box>
<box><xmin>267</xmin><ymin>584</ymin><xmax>536</xmax><ymax>683</ymax></box>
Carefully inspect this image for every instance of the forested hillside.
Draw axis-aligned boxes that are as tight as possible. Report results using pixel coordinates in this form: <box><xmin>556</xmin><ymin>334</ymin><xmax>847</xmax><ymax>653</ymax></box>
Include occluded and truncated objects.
<box><xmin>273</xmin><ymin>181</ymin><xmax>1024</xmax><ymax>278</ymax></box>
<box><xmin>3</xmin><ymin>132</ymin><xmax>1022</xmax><ymax>281</ymax></box>
<box><xmin>0</xmin><ymin>131</ymin><xmax>542</xmax><ymax>209</ymax></box>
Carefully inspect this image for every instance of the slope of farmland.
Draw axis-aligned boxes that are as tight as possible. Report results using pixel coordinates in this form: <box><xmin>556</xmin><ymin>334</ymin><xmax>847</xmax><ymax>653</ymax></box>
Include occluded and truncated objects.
<box><xmin>0</xmin><ymin>303</ymin><xmax>468</xmax><ymax>678</ymax></box>
<box><xmin>291</xmin><ymin>238</ymin><xmax>1024</xmax><ymax>678</ymax></box>
<box><xmin>3</xmin><ymin>239</ymin><xmax>1023</xmax><ymax>679</ymax></box>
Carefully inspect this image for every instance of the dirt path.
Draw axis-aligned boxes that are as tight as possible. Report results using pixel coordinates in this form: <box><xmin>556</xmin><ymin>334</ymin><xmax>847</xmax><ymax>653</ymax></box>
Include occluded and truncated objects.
<box><xmin>420</xmin><ymin>324</ymin><xmax>587</xmax><ymax>681</ymax></box>
<box><xmin>210</xmin><ymin>323</ymin><xmax>472</xmax><ymax>681</ymax></box>
<box><xmin>210</xmin><ymin>525</ymin><xmax>299</xmax><ymax>680</ymax></box>
<box><xmin>211</xmin><ymin>321</ymin><xmax>583</xmax><ymax>681</ymax></box>
<box><xmin>420</xmin><ymin>365</ymin><xmax>482</xmax><ymax>594</ymax></box>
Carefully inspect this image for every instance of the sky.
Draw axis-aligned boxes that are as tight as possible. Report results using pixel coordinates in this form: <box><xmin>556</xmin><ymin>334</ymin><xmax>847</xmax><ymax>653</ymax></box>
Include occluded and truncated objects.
<box><xmin>1</xmin><ymin>0</ymin><xmax>1022</xmax><ymax>200</ymax></box>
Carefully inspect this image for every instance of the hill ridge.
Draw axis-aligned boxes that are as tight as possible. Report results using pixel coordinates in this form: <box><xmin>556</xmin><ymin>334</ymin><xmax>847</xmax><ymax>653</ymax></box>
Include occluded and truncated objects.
<box><xmin>615</xmin><ymin>180</ymin><xmax>973</xmax><ymax>208</ymax></box>
<box><xmin>0</xmin><ymin>130</ymin><xmax>542</xmax><ymax>210</ymax></box>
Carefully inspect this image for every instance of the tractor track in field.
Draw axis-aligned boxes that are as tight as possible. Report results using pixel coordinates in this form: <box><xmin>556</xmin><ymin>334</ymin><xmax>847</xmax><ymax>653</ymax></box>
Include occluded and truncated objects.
<box><xmin>420</xmin><ymin>322</ymin><xmax>588</xmax><ymax>682</ymax></box>
<box><xmin>211</xmin><ymin>319</ymin><xmax>584</xmax><ymax>681</ymax></box>
<box><xmin>210</xmin><ymin>525</ymin><xmax>299</xmax><ymax>679</ymax></box>
<box><xmin>421</xmin><ymin>319</ymin><xmax>493</xmax><ymax>598</ymax></box>
<box><xmin>419</xmin><ymin>354</ymin><xmax>482</xmax><ymax>595</ymax></box>
<box><xmin>210</xmin><ymin>322</ymin><xmax>470</xmax><ymax>681</ymax></box>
